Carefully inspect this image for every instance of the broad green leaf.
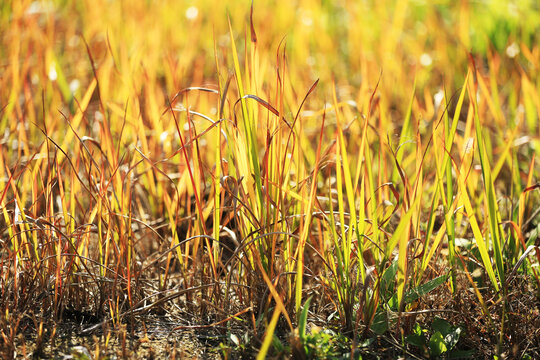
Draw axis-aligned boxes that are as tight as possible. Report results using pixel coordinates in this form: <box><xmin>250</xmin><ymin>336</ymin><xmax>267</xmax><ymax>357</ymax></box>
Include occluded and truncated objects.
<box><xmin>404</xmin><ymin>275</ymin><xmax>448</xmax><ymax>304</ymax></box>
<box><xmin>413</xmin><ymin>322</ymin><xmax>423</xmax><ymax>335</ymax></box>
<box><xmin>381</xmin><ymin>261</ymin><xmax>398</xmax><ymax>297</ymax></box>
<box><xmin>371</xmin><ymin>309</ymin><xmax>389</xmax><ymax>335</ymax></box>
<box><xmin>429</xmin><ymin>331</ymin><xmax>448</xmax><ymax>356</ymax></box>
<box><xmin>444</xmin><ymin>327</ymin><xmax>462</xmax><ymax>350</ymax></box>
<box><xmin>432</xmin><ymin>317</ymin><xmax>453</xmax><ymax>336</ymax></box>
<box><xmin>406</xmin><ymin>333</ymin><xmax>427</xmax><ymax>348</ymax></box>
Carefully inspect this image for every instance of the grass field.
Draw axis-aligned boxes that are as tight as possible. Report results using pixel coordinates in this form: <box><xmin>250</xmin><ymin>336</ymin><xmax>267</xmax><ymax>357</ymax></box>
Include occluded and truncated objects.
<box><xmin>1</xmin><ymin>0</ymin><xmax>540</xmax><ymax>358</ymax></box>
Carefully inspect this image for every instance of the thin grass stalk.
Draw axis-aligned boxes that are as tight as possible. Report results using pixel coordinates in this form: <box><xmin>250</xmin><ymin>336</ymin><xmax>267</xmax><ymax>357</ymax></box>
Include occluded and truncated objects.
<box><xmin>395</xmin><ymin>196</ymin><xmax>420</xmax><ymax>310</ymax></box>
<box><xmin>469</xmin><ymin>68</ymin><xmax>506</xmax><ymax>289</ymax></box>
<box><xmin>228</xmin><ymin>20</ymin><xmax>263</xmax><ymax>222</ymax></box>
<box><xmin>256</xmin><ymin>305</ymin><xmax>281</xmax><ymax>360</ymax></box>
<box><xmin>392</xmin><ymin>78</ymin><xmax>416</xmax><ymax>184</ymax></box>
<box><xmin>294</xmin><ymin>105</ymin><xmax>325</xmax><ymax>313</ymax></box>
<box><xmin>212</xmin><ymin>46</ymin><xmax>223</xmax><ymax>267</ymax></box>
<box><xmin>455</xmin><ymin>135</ymin><xmax>499</xmax><ymax>291</ymax></box>
<box><xmin>364</xmin><ymin>140</ymin><xmax>381</xmax><ymax>264</ymax></box>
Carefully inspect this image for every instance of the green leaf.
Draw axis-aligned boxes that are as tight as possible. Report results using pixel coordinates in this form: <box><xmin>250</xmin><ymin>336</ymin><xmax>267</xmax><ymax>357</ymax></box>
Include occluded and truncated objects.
<box><xmin>404</xmin><ymin>275</ymin><xmax>448</xmax><ymax>304</ymax></box>
<box><xmin>299</xmin><ymin>296</ymin><xmax>313</xmax><ymax>340</ymax></box>
<box><xmin>381</xmin><ymin>261</ymin><xmax>398</xmax><ymax>289</ymax></box>
<box><xmin>371</xmin><ymin>309</ymin><xmax>388</xmax><ymax>335</ymax></box>
<box><xmin>387</xmin><ymin>295</ymin><xmax>398</xmax><ymax>310</ymax></box>
<box><xmin>432</xmin><ymin>317</ymin><xmax>453</xmax><ymax>336</ymax></box>
<box><xmin>406</xmin><ymin>333</ymin><xmax>427</xmax><ymax>348</ymax></box>
<box><xmin>380</xmin><ymin>261</ymin><xmax>398</xmax><ymax>307</ymax></box>
<box><xmin>358</xmin><ymin>337</ymin><xmax>375</xmax><ymax>348</ymax></box>
<box><xmin>429</xmin><ymin>331</ymin><xmax>448</xmax><ymax>356</ymax></box>
<box><xmin>444</xmin><ymin>326</ymin><xmax>462</xmax><ymax>350</ymax></box>
<box><xmin>271</xmin><ymin>335</ymin><xmax>284</xmax><ymax>352</ymax></box>
<box><xmin>412</xmin><ymin>322</ymin><xmax>423</xmax><ymax>335</ymax></box>
<box><xmin>431</xmin><ymin>317</ymin><xmax>462</xmax><ymax>350</ymax></box>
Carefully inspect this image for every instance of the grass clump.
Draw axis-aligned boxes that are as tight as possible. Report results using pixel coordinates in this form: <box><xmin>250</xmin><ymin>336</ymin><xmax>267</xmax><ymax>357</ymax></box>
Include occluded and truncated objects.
<box><xmin>1</xmin><ymin>1</ymin><xmax>539</xmax><ymax>359</ymax></box>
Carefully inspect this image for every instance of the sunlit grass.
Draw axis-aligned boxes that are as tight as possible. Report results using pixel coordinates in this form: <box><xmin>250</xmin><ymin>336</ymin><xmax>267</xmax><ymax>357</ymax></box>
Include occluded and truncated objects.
<box><xmin>1</xmin><ymin>0</ymin><xmax>539</xmax><ymax>358</ymax></box>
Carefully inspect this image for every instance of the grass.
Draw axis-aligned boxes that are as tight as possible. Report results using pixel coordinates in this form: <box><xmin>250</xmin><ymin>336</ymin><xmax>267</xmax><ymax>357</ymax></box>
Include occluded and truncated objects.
<box><xmin>1</xmin><ymin>0</ymin><xmax>540</xmax><ymax>358</ymax></box>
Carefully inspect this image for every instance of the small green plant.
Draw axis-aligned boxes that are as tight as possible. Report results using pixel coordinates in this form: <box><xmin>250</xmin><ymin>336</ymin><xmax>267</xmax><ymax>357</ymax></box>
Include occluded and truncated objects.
<box><xmin>301</xmin><ymin>328</ymin><xmax>350</xmax><ymax>359</ymax></box>
<box><xmin>406</xmin><ymin>318</ymin><xmax>474</xmax><ymax>359</ymax></box>
<box><xmin>371</xmin><ymin>261</ymin><xmax>448</xmax><ymax>335</ymax></box>
<box><xmin>290</xmin><ymin>297</ymin><xmax>350</xmax><ymax>359</ymax></box>
<box><xmin>1</xmin><ymin>0</ymin><xmax>539</xmax><ymax>358</ymax></box>
<box><xmin>219</xmin><ymin>331</ymin><xmax>251</xmax><ymax>360</ymax></box>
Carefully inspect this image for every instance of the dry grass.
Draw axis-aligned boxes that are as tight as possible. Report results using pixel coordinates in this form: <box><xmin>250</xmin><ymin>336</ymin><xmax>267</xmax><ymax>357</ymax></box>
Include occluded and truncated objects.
<box><xmin>1</xmin><ymin>1</ymin><xmax>539</xmax><ymax>359</ymax></box>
